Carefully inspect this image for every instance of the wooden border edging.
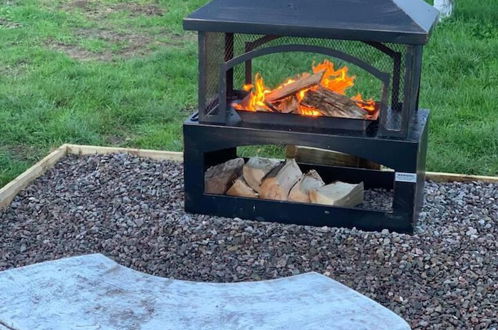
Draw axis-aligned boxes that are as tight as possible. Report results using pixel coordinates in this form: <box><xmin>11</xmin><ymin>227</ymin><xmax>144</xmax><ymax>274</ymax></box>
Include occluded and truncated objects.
<box><xmin>1</xmin><ymin>144</ymin><xmax>497</xmax><ymax>210</ymax></box>
<box><xmin>0</xmin><ymin>145</ymin><xmax>68</xmax><ymax>209</ymax></box>
<box><xmin>65</xmin><ymin>144</ymin><xmax>183</xmax><ymax>162</ymax></box>
<box><xmin>426</xmin><ymin>172</ymin><xmax>498</xmax><ymax>184</ymax></box>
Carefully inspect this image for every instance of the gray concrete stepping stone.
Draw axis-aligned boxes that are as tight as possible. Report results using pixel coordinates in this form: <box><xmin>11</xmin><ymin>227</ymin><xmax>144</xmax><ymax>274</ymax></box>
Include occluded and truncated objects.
<box><xmin>0</xmin><ymin>254</ymin><xmax>410</xmax><ymax>330</ymax></box>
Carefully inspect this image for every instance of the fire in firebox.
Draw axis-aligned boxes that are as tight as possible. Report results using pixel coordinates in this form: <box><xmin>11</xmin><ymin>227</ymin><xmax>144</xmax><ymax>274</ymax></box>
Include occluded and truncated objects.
<box><xmin>232</xmin><ymin>59</ymin><xmax>378</xmax><ymax>120</ymax></box>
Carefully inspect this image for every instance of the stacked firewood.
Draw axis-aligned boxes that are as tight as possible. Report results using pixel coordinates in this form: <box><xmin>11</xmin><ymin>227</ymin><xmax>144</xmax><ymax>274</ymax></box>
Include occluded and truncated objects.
<box><xmin>204</xmin><ymin>157</ymin><xmax>364</xmax><ymax>207</ymax></box>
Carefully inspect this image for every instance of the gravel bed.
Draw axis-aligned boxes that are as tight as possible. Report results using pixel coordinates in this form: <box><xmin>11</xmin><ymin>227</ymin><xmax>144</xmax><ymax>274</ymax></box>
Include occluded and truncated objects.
<box><xmin>0</xmin><ymin>154</ymin><xmax>497</xmax><ymax>329</ymax></box>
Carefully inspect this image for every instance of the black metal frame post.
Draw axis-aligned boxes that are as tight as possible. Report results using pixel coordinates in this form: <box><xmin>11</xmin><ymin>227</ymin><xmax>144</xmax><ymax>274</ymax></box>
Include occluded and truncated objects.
<box><xmin>197</xmin><ymin>31</ymin><xmax>208</xmax><ymax>122</ymax></box>
<box><xmin>184</xmin><ymin>110</ymin><xmax>429</xmax><ymax>234</ymax></box>
<box><xmin>400</xmin><ymin>45</ymin><xmax>423</xmax><ymax>137</ymax></box>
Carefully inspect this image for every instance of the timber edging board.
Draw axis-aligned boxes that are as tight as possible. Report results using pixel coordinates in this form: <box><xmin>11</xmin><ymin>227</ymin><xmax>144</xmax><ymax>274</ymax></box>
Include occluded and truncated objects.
<box><xmin>0</xmin><ymin>145</ymin><xmax>67</xmax><ymax>209</ymax></box>
<box><xmin>426</xmin><ymin>172</ymin><xmax>498</xmax><ymax>184</ymax></box>
<box><xmin>0</xmin><ymin>144</ymin><xmax>497</xmax><ymax>210</ymax></box>
<box><xmin>65</xmin><ymin>144</ymin><xmax>183</xmax><ymax>162</ymax></box>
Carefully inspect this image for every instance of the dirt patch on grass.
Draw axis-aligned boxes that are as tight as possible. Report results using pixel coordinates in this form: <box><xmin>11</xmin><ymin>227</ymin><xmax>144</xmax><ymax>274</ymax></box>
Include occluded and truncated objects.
<box><xmin>62</xmin><ymin>0</ymin><xmax>164</xmax><ymax>19</ymax></box>
<box><xmin>4</xmin><ymin>145</ymin><xmax>44</xmax><ymax>163</ymax></box>
<box><xmin>47</xmin><ymin>40</ymin><xmax>158</xmax><ymax>62</ymax></box>
<box><xmin>113</xmin><ymin>2</ymin><xmax>164</xmax><ymax>17</ymax></box>
<box><xmin>104</xmin><ymin>134</ymin><xmax>134</xmax><ymax>146</ymax></box>
<box><xmin>46</xmin><ymin>27</ymin><xmax>185</xmax><ymax>61</ymax></box>
<box><xmin>0</xmin><ymin>59</ymin><xmax>30</xmax><ymax>77</ymax></box>
<box><xmin>75</xmin><ymin>28</ymin><xmax>152</xmax><ymax>45</ymax></box>
<box><xmin>47</xmin><ymin>41</ymin><xmax>111</xmax><ymax>61</ymax></box>
<box><xmin>0</xmin><ymin>17</ymin><xmax>22</xmax><ymax>29</ymax></box>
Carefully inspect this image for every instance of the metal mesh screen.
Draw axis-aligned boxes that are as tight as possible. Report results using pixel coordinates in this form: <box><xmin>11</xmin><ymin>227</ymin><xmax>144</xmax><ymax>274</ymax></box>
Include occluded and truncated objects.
<box><xmin>200</xmin><ymin>32</ymin><xmax>411</xmax><ymax>134</ymax></box>
<box><xmin>202</xmin><ymin>32</ymin><xmax>225</xmax><ymax>117</ymax></box>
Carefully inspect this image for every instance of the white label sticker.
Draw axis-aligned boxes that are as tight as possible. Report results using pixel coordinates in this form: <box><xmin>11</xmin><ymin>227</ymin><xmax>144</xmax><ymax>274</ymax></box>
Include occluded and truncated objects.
<box><xmin>395</xmin><ymin>172</ymin><xmax>417</xmax><ymax>183</ymax></box>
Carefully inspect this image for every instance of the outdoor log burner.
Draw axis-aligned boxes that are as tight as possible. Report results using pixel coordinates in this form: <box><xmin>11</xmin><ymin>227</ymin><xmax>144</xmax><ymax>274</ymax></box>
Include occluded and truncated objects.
<box><xmin>182</xmin><ymin>0</ymin><xmax>438</xmax><ymax>233</ymax></box>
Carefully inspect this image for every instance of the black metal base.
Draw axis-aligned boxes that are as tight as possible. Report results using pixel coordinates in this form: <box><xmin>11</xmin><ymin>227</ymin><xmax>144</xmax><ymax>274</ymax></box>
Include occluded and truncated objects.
<box><xmin>183</xmin><ymin>110</ymin><xmax>429</xmax><ymax>234</ymax></box>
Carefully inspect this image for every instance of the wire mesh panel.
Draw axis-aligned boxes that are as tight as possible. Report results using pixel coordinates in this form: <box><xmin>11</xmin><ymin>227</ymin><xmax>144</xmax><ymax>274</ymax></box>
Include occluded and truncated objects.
<box><xmin>198</xmin><ymin>32</ymin><xmax>225</xmax><ymax>122</ymax></box>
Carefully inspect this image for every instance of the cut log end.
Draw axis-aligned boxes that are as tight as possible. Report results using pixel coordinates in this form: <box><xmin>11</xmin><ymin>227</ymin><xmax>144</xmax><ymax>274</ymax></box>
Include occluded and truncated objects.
<box><xmin>309</xmin><ymin>181</ymin><xmax>364</xmax><ymax>207</ymax></box>
<box><xmin>243</xmin><ymin>157</ymin><xmax>281</xmax><ymax>193</ymax></box>
<box><xmin>227</xmin><ymin>176</ymin><xmax>259</xmax><ymax>198</ymax></box>
<box><xmin>288</xmin><ymin>170</ymin><xmax>325</xmax><ymax>203</ymax></box>
<box><xmin>260</xmin><ymin>159</ymin><xmax>302</xmax><ymax>201</ymax></box>
<box><xmin>204</xmin><ymin>158</ymin><xmax>244</xmax><ymax>194</ymax></box>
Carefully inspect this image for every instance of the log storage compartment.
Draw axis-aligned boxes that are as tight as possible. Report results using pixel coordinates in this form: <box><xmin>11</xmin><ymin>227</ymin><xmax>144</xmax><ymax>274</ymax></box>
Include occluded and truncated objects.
<box><xmin>183</xmin><ymin>0</ymin><xmax>438</xmax><ymax>233</ymax></box>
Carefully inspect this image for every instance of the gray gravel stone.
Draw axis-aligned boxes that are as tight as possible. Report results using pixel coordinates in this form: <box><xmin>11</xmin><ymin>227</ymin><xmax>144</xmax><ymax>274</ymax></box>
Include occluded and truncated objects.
<box><xmin>1</xmin><ymin>153</ymin><xmax>497</xmax><ymax>329</ymax></box>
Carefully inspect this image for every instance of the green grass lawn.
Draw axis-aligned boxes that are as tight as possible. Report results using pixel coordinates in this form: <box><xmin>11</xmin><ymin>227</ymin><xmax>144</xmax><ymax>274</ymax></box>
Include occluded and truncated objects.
<box><xmin>1</xmin><ymin>0</ymin><xmax>497</xmax><ymax>187</ymax></box>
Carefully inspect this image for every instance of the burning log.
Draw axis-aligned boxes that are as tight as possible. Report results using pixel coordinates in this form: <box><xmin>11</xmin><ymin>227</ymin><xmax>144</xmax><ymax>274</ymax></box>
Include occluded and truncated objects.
<box><xmin>260</xmin><ymin>159</ymin><xmax>302</xmax><ymax>201</ymax></box>
<box><xmin>243</xmin><ymin>157</ymin><xmax>281</xmax><ymax>193</ymax></box>
<box><xmin>227</xmin><ymin>176</ymin><xmax>259</xmax><ymax>198</ymax></box>
<box><xmin>204</xmin><ymin>158</ymin><xmax>244</xmax><ymax>194</ymax></box>
<box><xmin>301</xmin><ymin>86</ymin><xmax>367</xmax><ymax>119</ymax></box>
<box><xmin>265</xmin><ymin>70</ymin><xmax>325</xmax><ymax>103</ymax></box>
<box><xmin>288</xmin><ymin>170</ymin><xmax>325</xmax><ymax>203</ymax></box>
<box><xmin>273</xmin><ymin>96</ymin><xmax>299</xmax><ymax>114</ymax></box>
<box><xmin>233</xmin><ymin>60</ymin><xmax>378</xmax><ymax>117</ymax></box>
<box><xmin>309</xmin><ymin>181</ymin><xmax>364</xmax><ymax>207</ymax></box>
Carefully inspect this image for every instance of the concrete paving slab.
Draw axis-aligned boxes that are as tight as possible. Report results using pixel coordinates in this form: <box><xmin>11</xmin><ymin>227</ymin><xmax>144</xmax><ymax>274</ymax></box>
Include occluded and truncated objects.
<box><xmin>0</xmin><ymin>254</ymin><xmax>410</xmax><ymax>330</ymax></box>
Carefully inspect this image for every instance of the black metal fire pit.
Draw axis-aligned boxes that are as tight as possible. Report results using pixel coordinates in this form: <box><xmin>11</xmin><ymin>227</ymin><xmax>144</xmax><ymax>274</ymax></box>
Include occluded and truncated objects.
<box><xmin>182</xmin><ymin>0</ymin><xmax>438</xmax><ymax>233</ymax></box>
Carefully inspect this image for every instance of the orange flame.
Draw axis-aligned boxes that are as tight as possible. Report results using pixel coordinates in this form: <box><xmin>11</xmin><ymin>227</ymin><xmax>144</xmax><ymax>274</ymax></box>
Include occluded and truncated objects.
<box><xmin>312</xmin><ymin>59</ymin><xmax>354</xmax><ymax>95</ymax></box>
<box><xmin>233</xmin><ymin>59</ymin><xmax>376</xmax><ymax>118</ymax></box>
<box><xmin>298</xmin><ymin>106</ymin><xmax>322</xmax><ymax>117</ymax></box>
<box><xmin>241</xmin><ymin>73</ymin><xmax>271</xmax><ymax>111</ymax></box>
<box><xmin>351</xmin><ymin>93</ymin><xmax>376</xmax><ymax>112</ymax></box>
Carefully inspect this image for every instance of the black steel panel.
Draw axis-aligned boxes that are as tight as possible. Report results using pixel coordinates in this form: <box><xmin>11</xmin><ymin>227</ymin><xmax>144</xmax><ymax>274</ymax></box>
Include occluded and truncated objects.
<box><xmin>184</xmin><ymin>0</ymin><xmax>439</xmax><ymax>44</ymax></box>
<box><xmin>187</xmin><ymin>195</ymin><xmax>412</xmax><ymax>233</ymax></box>
<box><xmin>235</xmin><ymin>110</ymin><xmax>377</xmax><ymax>133</ymax></box>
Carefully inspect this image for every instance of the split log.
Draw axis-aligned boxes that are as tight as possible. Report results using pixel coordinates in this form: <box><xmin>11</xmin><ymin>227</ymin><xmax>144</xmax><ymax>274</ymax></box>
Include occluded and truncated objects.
<box><xmin>301</xmin><ymin>86</ymin><xmax>367</xmax><ymax>119</ymax></box>
<box><xmin>285</xmin><ymin>145</ymin><xmax>381</xmax><ymax>170</ymax></box>
<box><xmin>273</xmin><ymin>96</ymin><xmax>299</xmax><ymax>114</ymax></box>
<box><xmin>309</xmin><ymin>181</ymin><xmax>364</xmax><ymax>207</ymax></box>
<box><xmin>265</xmin><ymin>70</ymin><xmax>325</xmax><ymax>102</ymax></box>
<box><xmin>288</xmin><ymin>170</ymin><xmax>325</xmax><ymax>203</ymax></box>
<box><xmin>243</xmin><ymin>157</ymin><xmax>281</xmax><ymax>193</ymax></box>
<box><xmin>260</xmin><ymin>159</ymin><xmax>302</xmax><ymax>201</ymax></box>
<box><xmin>227</xmin><ymin>176</ymin><xmax>258</xmax><ymax>198</ymax></box>
<box><xmin>286</xmin><ymin>145</ymin><xmax>360</xmax><ymax>167</ymax></box>
<box><xmin>204</xmin><ymin>158</ymin><xmax>244</xmax><ymax>194</ymax></box>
